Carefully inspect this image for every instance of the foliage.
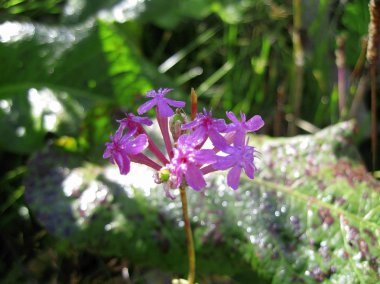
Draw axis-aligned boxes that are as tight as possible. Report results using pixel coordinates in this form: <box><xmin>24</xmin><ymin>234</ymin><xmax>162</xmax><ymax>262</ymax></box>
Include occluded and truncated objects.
<box><xmin>24</xmin><ymin>121</ymin><xmax>380</xmax><ymax>283</ymax></box>
<box><xmin>0</xmin><ymin>0</ymin><xmax>378</xmax><ymax>282</ymax></box>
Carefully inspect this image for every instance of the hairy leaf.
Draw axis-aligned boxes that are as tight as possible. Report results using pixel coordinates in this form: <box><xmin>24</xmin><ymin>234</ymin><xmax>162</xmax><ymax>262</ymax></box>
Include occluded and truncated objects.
<box><xmin>25</xmin><ymin>121</ymin><xmax>380</xmax><ymax>282</ymax></box>
<box><xmin>0</xmin><ymin>20</ymin><xmax>157</xmax><ymax>153</ymax></box>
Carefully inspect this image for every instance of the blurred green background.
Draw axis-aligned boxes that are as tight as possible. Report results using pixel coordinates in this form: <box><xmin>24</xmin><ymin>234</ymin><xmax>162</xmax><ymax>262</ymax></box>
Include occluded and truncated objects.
<box><xmin>0</xmin><ymin>0</ymin><xmax>378</xmax><ymax>282</ymax></box>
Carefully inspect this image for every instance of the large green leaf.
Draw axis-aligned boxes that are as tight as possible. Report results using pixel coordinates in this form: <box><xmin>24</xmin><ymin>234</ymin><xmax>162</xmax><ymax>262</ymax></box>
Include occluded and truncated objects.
<box><xmin>24</xmin><ymin>121</ymin><xmax>380</xmax><ymax>282</ymax></box>
<box><xmin>62</xmin><ymin>0</ymin><xmax>261</xmax><ymax>29</ymax></box>
<box><xmin>0</xmin><ymin>20</ymin><xmax>162</xmax><ymax>153</ymax></box>
<box><xmin>62</xmin><ymin>0</ymin><xmax>212</xmax><ymax>28</ymax></box>
<box><xmin>341</xmin><ymin>0</ymin><xmax>370</xmax><ymax>67</ymax></box>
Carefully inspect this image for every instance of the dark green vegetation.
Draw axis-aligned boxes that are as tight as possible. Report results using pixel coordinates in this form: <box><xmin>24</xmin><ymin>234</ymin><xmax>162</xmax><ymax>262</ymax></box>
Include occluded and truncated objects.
<box><xmin>0</xmin><ymin>0</ymin><xmax>379</xmax><ymax>283</ymax></box>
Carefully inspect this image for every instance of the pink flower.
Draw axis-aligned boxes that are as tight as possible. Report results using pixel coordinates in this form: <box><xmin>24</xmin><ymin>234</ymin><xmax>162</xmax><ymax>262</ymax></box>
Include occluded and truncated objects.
<box><xmin>225</xmin><ymin>111</ymin><xmax>264</xmax><ymax>146</ymax></box>
<box><xmin>118</xmin><ymin>113</ymin><xmax>153</xmax><ymax>133</ymax></box>
<box><xmin>103</xmin><ymin>130</ymin><xmax>148</xmax><ymax>175</ymax></box>
<box><xmin>213</xmin><ymin>139</ymin><xmax>255</xmax><ymax>190</ymax></box>
<box><xmin>167</xmin><ymin>135</ymin><xmax>216</xmax><ymax>191</ymax></box>
<box><xmin>137</xmin><ymin>88</ymin><xmax>186</xmax><ymax>117</ymax></box>
<box><xmin>118</xmin><ymin>113</ymin><xmax>168</xmax><ymax>165</ymax></box>
<box><xmin>181</xmin><ymin>109</ymin><xmax>227</xmax><ymax>149</ymax></box>
<box><xmin>104</xmin><ymin>87</ymin><xmax>265</xmax><ymax>195</ymax></box>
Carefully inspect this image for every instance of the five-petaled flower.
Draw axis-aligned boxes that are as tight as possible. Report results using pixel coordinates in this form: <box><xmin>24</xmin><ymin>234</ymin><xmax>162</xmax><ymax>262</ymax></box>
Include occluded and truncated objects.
<box><xmin>103</xmin><ymin>128</ymin><xmax>148</xmax><ymax>175</ymax></box>
<box><xmin>181</xmin><ymin>109</ymin><xmax>227</xmax><ymax>149</ymax></box>
<box><xmin>104</xmin><ymin>88</ymin><xmax>264</xmax><ymax>193</ymax></box>
<box><xmin>138</xmin><ymin>88</ymin><xmax>186</xmax><ymax>117</ymax></box>
<box><xmin>118</xmin><ymin>113</ymin><xmax>153</xmax><ymax>134</ymax></box>
<box><xmin>213</xmin><ymin>139</ymin><xmax>256</xmax><ymax>190</ymax></box>
<box><xmin>167</xmin><ymin>135</ymin><xmax>216</xmax><ymax>191</ymax></box>
<box><xmin>225</xmin><ymin>111</ymin><xmax>264</xmax><ymax>146</ymax></box>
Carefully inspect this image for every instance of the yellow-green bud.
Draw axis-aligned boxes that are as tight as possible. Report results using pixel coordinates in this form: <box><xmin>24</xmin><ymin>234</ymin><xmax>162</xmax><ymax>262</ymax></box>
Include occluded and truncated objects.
<box><xmin>159</xmin><ymin>168</ymin><xmax>170</xmax><ymax>182</ymax></box>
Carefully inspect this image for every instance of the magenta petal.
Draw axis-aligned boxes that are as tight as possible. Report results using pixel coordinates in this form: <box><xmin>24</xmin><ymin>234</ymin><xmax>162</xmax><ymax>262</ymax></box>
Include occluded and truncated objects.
<box><xmin>132</xmin><ymin>114</ymin><xmax>153</xmax><ymax>126</ymax></box>
<box><xmin>226</xmin><ymin>111</ymin><xmax>240</xmax><ymax>124</ymax></box>
<box><xmin>244</xmin><ymin>160</ymin><xmax>254</xmax><ymax>179</ymax></box>
<box><xmin>165</xmin><ymin>98</ymin><xmax>186</xmax><ymax>108</ymax></box>
<box><xmin>209</xmin><ymin>128</ymin><xmax>228</xmax><ymax>150</ymax></box>
<box><xmin>181</xmin><ymin>119</ymin><xmax>199</xmax><ymax>130</ymax></box>
<box><xmin>120</xmin><ymin>129</ymin><xmax>136</xmax><ymax>145</ymax></box>
<box><xmin>185</xmin><ymin>164</ymin><xmax>206</xmax><ymax>191</ymax></box>
<box><xmin>103</xmin><ymin>146</ymin><xmax>112</xmax><ymax>159</ymax></box>
<box><xmin>214</xmin><ymin>154</ymin><xmax>237</xmax><ymax>170</ymax></box>
<box><xmin>227</xmin><ymin>165</ymin><xmax>241</xmax><ymax>190</ymax></box>
<box><xmin>246</xmin><ymin>115</ymin><xmax>264</xmax><ymax>131</ymax></box>
<box><xmin>158</xmin><ymin>88</ymin><xmax>173</xmax><ymax>96</ymax></box>
<box><xmin>157</xmin><ymin>100</ymin><xmax>174</xmax><ymax>117</ymax></box>
<box><xmin>177</xmin><ymin>134</ymin><xmax>190</xmax><ymax>146</ymax></box>
<box><xmin>233</xmin><ymin>131</ymin><xmax>245</xmax><ymax>146</ymax></box>
<box><xmin>114</xmin><ymin>152</ymin><xmax>131</xmax><ymax>175</ymax></box>
<box><xmin>125</xmin><ymin>134</ymin><xmax>148</xmax><ymax>155</ymax></box>
<box><xmin>213</xmin><ymin>119</ymin><xmax>227</xmax><ymax>131</ymax></box>
<box><xmin>146</xmin><ymin>90</ymin><xmax>158</xmax><ymax>97</ymax></box>
<box><xmin>194</xmin><ymin>149</ymin><xmax>216</xmax><ymax>164</ymax></box>
<box><xmin>118</xmin><ymin>113</ymin><xmax>153</xmax><ymax>127</ymax></box>
<box><xmin>137</xmin><ymin>99</ymin><xmax>157</xmax><ymax>115</ymax></box>
<box><xmin>189</xmin><ymin>126</ymin><xmax>207</xmax><ymax>145</ymax></box>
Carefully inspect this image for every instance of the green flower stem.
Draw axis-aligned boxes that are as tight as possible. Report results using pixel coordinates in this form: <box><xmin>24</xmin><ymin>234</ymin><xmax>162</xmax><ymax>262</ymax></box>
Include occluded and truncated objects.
<box><xmin>179</xmin><ymin>186</ymin><xmax>195</xmax><ymax>284</ymax></box>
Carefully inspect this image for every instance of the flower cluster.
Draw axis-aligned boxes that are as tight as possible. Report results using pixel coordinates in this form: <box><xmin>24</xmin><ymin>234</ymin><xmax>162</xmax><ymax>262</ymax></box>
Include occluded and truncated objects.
<box><xmin>103</xmin><ymin>88</ymin><xmax>264</xmax><ymax>195</ymax></box>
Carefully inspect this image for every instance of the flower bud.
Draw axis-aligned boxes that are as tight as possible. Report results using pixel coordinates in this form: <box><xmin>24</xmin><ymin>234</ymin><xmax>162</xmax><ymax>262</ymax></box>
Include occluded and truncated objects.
<box><xmin>159</xmin><ymin>167</ymin><xmax>171</xmax><ymax>182</ymax></box>
<box><xmin>169</xmin><ymin>109</ymin><xmax>189</xmax><ymax>141</ymax></box>
<box><xmin>154</xmin><ymin>167</ymin><xmax>172</xmax><ymax>184</ymax></box>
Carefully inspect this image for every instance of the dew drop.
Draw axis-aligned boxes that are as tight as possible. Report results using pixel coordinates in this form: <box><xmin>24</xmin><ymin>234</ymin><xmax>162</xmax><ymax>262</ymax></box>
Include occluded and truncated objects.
<box><xmin>249</xmin><ymin>235</ymin><xmax>256</xmax><ymax>243</ymax></box>
<box><xmin>0</xmin><ymin>99</ymin><xmax>12</xmax><ymax>113</ymax></box>
<box><xmin>16</xmin><ymin>126</ymin><xmax>26</xmax><ymax>137</ymax></box>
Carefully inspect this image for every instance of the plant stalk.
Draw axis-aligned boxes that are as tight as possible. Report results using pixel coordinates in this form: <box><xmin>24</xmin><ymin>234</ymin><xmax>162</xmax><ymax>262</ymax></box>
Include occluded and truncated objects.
<box><xmin>367</xmin><ymin>0</ymin><xmax>379</xmax><ymax>172</ymax></box>
<box><xmin>179</xmin><ymin>186</ymin><xmax>195</xmax><ymax>284</ymax></box>
<box><xmin>289</xmin><ymin>0</ymin><xmax>304</xmax><ymax>136</ymax></box>
<box><xmin>336</xmin><ymin>35</ymin><xmax>347</xmax><ymax>119</ymax></box>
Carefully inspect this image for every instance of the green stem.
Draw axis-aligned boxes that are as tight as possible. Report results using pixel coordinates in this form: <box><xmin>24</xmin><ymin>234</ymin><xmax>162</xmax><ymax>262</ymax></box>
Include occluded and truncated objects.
<box><xmin>179</xmin><ymin>186</ymin><xmax>195</xmax><ymax>284</ymax></box>
<box><xmin>367</xmin><ymin>0</ymin><xmax>379</xmax><ymax>172</ymax></box>
<box><xmin>289</xmin><ymin>0</ymin><xmax>304</xmax><ymax>136</ymax></box>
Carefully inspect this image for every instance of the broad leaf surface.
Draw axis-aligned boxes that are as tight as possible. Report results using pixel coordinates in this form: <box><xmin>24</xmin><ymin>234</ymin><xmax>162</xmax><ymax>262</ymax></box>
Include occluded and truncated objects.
<box><xmin>24</xmin><ymin>121</ymin><xmax>380</xmax><ymax>282</ymax></box>
<box><xmin>0</xmin><ymin>20</ymin><xmax>159</xmax><ymax>153</ymax></box>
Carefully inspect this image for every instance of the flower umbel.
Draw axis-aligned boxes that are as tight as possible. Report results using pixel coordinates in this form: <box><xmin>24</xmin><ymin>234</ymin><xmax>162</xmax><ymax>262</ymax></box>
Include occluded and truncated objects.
<box><xmin>104</xmin><ymin>88</ymin><xmax>264</xmax><ymax>284</ymax></box>
<box><xmin>213</xmin><ymin>139</ymin><xmax>256</xmax><ymax>190</ymax></box>
<box><xmin>104</xmin><ymin>88</ymin><xmax>264</xmax><ymax>191</ymax></box>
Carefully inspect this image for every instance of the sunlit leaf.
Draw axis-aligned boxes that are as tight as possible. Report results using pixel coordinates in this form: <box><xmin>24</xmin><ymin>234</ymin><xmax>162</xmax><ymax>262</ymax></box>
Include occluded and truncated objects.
<box><xmin>0</xmin><ymin>20</ymin><xmax>160</xmax><ymax>153</ymax></box>
<box><xmin>25</xmin><ymin>121</ymin><xmax>380</xmax><ymax>282</ymax></box>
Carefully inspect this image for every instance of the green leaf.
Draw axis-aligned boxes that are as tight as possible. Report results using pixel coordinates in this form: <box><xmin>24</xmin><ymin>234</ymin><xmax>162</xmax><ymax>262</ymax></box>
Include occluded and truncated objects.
<box><xmin>0</xmin><ymin>20</ymin><xmax>160</xmax><ymax>153</ymax></box>
<box><xmin>62</xmin><ymin>0</ymin><xmax>212</xmax><ymax>29</ymax></box>
<box><xmin>24</xmin><ymin>121</ymin><xmax>380</xmax><ymax>281</ymax></box>
<box><xmin>341</xmin><ymin>0</ymin><xmax>370</xmax><ymax>67</ymax></box>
